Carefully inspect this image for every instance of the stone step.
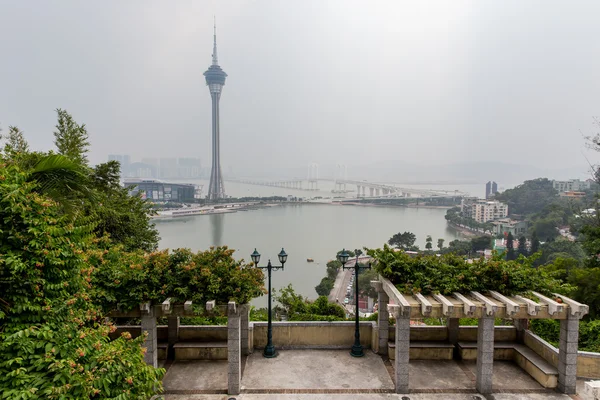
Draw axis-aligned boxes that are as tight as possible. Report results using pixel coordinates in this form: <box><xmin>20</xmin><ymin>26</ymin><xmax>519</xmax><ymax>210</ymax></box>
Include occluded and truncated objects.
<box><xmin>388</xmin><ymin>341</ymin><xmax>454</xmax><ymax>360</ymax></box>
<box><xmin>455</xmin><ymin>341</ymin><xmax>558</xmax><ymax>389</ymax></box>
<box><xmin>513</xmin><ymin>344</ymin><xmax>558</xmax><ymax>389</ymax></box>
<box><xmin>173</xmin><ymin>341</ymin><xmax>228</xmax><ymax>360</ymax></box>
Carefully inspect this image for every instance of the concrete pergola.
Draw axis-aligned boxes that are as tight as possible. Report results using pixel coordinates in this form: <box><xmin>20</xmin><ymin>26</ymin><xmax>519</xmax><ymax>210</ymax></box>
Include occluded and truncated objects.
<box><xmin>109</xmin><ymin>299</ymin><xmax>249</xmax><ymax>395</ymax></box>
<box><xmin>373</xmin><ymin>276</ymin><xmax>589</xmax><ymax>395</ymax></box>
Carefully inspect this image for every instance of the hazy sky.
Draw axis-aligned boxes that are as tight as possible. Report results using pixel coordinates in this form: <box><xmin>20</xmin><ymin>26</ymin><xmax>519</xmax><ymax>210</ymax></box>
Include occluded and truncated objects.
<box><xmin>1</xmin><ymin>1</ymin><xmax>599</xmax><ymax>178</ymax></box>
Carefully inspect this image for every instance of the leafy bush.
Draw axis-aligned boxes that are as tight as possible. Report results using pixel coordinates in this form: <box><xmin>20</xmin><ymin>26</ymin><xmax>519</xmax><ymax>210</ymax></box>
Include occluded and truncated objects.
<box><xmin>275</xmin><ymin>285</ymin><xmax>346</xmax><ymax>320</ymax></box>
<box><xmin>91</xmin><ymin>246</ymin><xmax>266</xmax><ymax>312</ymax></box>
<box><xmin>368</xmin><ymin>244</ymin><xmax>563</xmax><ymax>296</ymax></box>
<box><xmin>530</xmin><ymin>319</ymin><xmax>600</xmax><ymax>352</ymax></box>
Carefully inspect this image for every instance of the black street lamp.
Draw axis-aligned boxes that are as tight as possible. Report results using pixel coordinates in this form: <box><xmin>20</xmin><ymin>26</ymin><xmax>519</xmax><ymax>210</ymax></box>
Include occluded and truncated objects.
<box><xmin>337</xmin><ymin>249</ymin><xmax>371</xmax><ymax>357</ymax></box>
<box><xmin>251</xmin><ymin>247</ymin><xmax>288</xmax><ymax>358</ymax></box>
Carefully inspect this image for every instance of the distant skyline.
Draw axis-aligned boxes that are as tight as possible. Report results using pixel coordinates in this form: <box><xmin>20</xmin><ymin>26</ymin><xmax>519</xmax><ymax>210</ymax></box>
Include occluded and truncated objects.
<box><xmin>1</xmin><ymin>1</ymin><xmax>599</xmax><ymax>180</ymax></box>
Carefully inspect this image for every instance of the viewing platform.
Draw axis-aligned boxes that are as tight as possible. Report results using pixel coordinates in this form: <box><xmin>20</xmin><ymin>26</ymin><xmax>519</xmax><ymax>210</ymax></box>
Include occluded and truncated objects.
<box><xmin>110</xmin><ymin>277</ymin><xmax>599</xmax><ymax>398</ymax></box>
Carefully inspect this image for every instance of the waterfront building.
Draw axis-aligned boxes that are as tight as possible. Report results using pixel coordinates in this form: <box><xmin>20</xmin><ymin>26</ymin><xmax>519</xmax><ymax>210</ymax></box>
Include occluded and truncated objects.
<box><xmin>461</xmin><ymin>199</ymin><xmax>508</xmax><ymax>223</ymax></box>
<box><xmin>552</xmin><ymin>179</ymin><xmax>591</xmax><ymax>192</ymax></box>
<box><xmin>124</xmin><ymin>179</ymin><xmax>201</xmax><ymax>202</ymax></box>
<box><xmin>204</xmin><ymin>23</ymin><xmax>227</xmax><ymax>200</ymax></box>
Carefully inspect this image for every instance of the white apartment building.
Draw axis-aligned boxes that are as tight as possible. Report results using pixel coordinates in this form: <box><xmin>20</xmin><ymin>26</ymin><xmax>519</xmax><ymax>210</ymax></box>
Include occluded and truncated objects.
<box><xmin>462</xmin><ymin>199</ymin><xmax>508</xmax><ymax>223</ymax></box>
<box><xmin>552</xmin><ymin>179</ymin><xmax>591</xmax><ymax>192</ymax></box>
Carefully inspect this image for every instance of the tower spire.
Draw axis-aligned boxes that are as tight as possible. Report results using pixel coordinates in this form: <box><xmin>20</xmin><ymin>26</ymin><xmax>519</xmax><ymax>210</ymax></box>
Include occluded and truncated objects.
<box><xmin>212</xmin><ymin>17</ymin><xmax>218</xmax><ymax>65</ymax></box>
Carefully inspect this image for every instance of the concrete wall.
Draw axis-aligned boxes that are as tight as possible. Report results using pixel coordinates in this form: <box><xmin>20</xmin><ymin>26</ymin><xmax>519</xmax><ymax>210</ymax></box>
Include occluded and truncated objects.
<box><xmin>388</xmin><ymin>325</ymin><xmax>516</xmax><ymax>342</ymax></box>
<box><xmin>524</xmin><ymin>330</ymin><xmax>600</xmax><ymax>379</ymax></box>
<box><xmin>251</xmin><ymin>321</ymin><xmax>375</xmax><ymax>349</ymax></box>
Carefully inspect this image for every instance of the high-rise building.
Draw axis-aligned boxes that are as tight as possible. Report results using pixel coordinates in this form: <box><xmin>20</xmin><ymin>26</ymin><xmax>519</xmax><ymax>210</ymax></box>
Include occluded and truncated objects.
<box><xmin>462</xmin><ymin>199</ymin><xmax>508</xmax><ymax>223</ymax></box>
<box><xmin>485</xmin><ymin>181</ymin><xmax>498</xmax><ymax>199</ymax></box>
<box><xmin>204</xmin><ymin>23</ymin><xmax>227</xmax><ymax>200</ymax></box>
<box><xmin>159</xmin><ymin>158</ymin><xmax>178</xmax><ymax>179</ymax></box>
<box><xmin>178</xmin><ymin>157</ymin><xmax>202</xmax><ymax>179</ymax></box>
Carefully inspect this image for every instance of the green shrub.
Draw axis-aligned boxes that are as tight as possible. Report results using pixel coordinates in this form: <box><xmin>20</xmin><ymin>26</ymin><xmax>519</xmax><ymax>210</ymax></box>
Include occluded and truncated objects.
<box><xmin>368</xmin><ymin>244</ymin><xmax>563</xmax><ymax>296</ymax></box>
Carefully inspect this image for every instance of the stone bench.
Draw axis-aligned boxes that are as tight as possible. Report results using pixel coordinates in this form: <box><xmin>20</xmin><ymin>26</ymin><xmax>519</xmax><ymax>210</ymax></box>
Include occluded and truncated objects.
<box><xmin>457</xmin><ymin>341</ymin><xmax>558</xmax><ymax>388</ymax></box>
<box><xmin>389</xmin><ymin>341</ymin><xmax>454</xmax><ymax>360</ymax></box>
<box><xmin>457</xmin><ymin>341</ymin><xmax>516</xmax><ymax>361</ymax></box>
<box><xmin>172</xmin><ymin>341</ymin><xmax>228</xmax><ymax>360</ymax></box>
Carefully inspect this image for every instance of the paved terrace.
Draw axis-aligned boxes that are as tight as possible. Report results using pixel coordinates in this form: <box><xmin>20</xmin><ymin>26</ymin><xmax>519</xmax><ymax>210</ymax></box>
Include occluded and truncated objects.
<box><xmin>160</xmin><ymin>349</ymin><xmax>586</xmax><ymax>399</ymax></box>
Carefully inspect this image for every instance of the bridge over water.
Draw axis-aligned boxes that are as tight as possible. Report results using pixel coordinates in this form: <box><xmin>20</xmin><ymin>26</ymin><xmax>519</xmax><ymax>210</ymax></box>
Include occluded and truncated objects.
<box><xmin>225</xmin><ymin>178</ymin><xmax>468</xmax><ymax>198</ymax></box>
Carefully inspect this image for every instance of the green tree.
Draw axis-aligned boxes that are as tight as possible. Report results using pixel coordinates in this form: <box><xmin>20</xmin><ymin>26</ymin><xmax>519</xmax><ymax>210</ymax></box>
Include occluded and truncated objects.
<box><xmin>54</xmin><ymin>108</ymin><xmax>90</xmax><ymax>165</ymax></box>
<box><xmin>425</xmin><ymin>235</ymin><xmax>433</xmax><ymax>250</ymax></box>
<box><xmin>531</xmin><ymin>231</ymin><xmax>541</xmax><ymax>254</ymax></box>
<box><xmin>444</xmin><ymin>239</ymin><xmax>472</xmax><ymax>256</ymax></box>
<box><xmin>357</xmin><ymin>268</ymin><xmax>379</xmax><ymax>299</ymax></box>
<box><xmin>506</xmin><ymin>232</ymin><xmax>516</xmax><ymax>260</ymax></box>
<box><xmin>437</xmin><ymin>238</ymin><xmax>445</xmax><ymax>251</ymax></box>
<box><xmin>315</xmin><ymin>277</ymin><xmax>334</xmax><ymax>296</ymax></box>
<box><xmin>0</xmin><ymin>162</ymin><xmax>164</xmax><ymax>399</ymax></box>
<box><xmin>471</xmin><ymin>236</ymin><xmax>492</xmax><ymax>252</ymax></box>
<box><xmin>89</xmin><ymin>161</ymin><xmax>159</xmax><ymax>252</ymax></box>
<box><xmin>388</xmin><ymin>231</ymin><xmax>417</xmax><ymax>250</ymax></box>
<box><xmin>494</xmin><ymin>178</ymin><xmax>558</xmax><ymax>216</ymax></box>
<box><xmin>538</xmin><ymin>238</ymin><xmax>585</xmax><ymax>265</ymax></box>
<box><xmin>1</xmin><ymin>125</ymin><xmax>29</xmax><ymax>156</ymax></box>
<box><xmin>517</xmin><ymin>236</ymin><xmax>528</xmax><ymax>257</ymax></box>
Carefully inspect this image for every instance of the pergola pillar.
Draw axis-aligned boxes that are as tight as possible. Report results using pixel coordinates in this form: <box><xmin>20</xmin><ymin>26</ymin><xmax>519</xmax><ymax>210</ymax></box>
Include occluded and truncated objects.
<box><xmin>558</xmin><ymin>313</ymin><xmax>579</xmax><ymax>394</ymax></box>
<box><xmin>447</xmin><ymin>318</ymin><xmax>459</xmax><ymax>345</ymax></box>
<box><xmin>476</xmin><ymin>317</ymin><xmax>495</xmax><ymax>394</ymax></box>
<box><xmin>227</xmin><ymin>301</ymin><xmax>241</xmax><ymax>395</ymax></box>
<box><xmin>240</xmin><ymin>304</ymin><xmax>251</xmax><ymax>356</ymax></box>
<box><xmin>395</xmin><ymin>316</ymin><xmax>410</xmax><ymax>393</ymax></box>
<box><xmin>513</xmin><ymin>318</ymin><xmax>528</xmax><ymax>343</ymax></box>
<box><xmin>372</xmin><ymin>281</ymin><xmax>389</xmax><ymax>355</ymax></box>
<box><xmin>387</xmin><ymin>303</ymin><xmax>410</xmax><ymax>394</ymax></box>
<box><xmin>141</xmin><ymin>305</ymin><xmax>158</xmax><ymax>368</ymax></box>
<box><xmin>167</xmin><ymin>316</ymin><xmax>179</xmax><ymax>345</ymax></box>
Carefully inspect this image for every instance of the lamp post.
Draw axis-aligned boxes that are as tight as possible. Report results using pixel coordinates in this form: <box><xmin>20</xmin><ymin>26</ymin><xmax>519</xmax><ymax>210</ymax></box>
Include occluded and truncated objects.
<box><xmin>337</xmin><ymin>249</ymin><xmax>371</xmax><ymax>357</ymax></box>
<box><xmin>251</xmin><ymin>248</ymin><xmax>288</xmax><ymax>358</ymax></box>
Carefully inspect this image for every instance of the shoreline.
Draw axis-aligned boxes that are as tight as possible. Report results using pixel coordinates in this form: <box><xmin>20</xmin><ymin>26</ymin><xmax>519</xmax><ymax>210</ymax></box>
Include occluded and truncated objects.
<box><xmin>299</xmin><ymin>201</ymin><xmax>454</xmax><ymax>210</ymax></box>
<box><xmin>446</xmin><ymin>222</ymin><xmax>489</xmax><ymax>238</ymax></box>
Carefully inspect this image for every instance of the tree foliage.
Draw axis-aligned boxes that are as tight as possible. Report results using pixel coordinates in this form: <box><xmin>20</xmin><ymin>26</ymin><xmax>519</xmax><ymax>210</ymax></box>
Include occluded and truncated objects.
<box><xmin>91</xmin><ymin>246</ymin><xmax>265</xmax><ymax>312</ymax></box>
<box><xmin>425</xmin><ymin>235</ymin><xmax>433</xmax><ymax>250</ymax></box>
<box><xmin>506</xmin><ymin>232</ymin><xmax>516</xmax><ymax>260</ymax></box>
<box><xmin>437</xmin><ymin>238</ymin><xmax>445</xmax><ymax>251</ymax></box>
<box><xmin>275</xmin><ymin>285</ymin><xmax>346</xmax><ymax>321</ymax></box>
<box><xmin>517</xmin><ymin>236</ymin><xmax>528</xmax><ymax>257</ymax></box>
<box><xmin>53</xmin><ymin>108</ymin><xmax>90</xmax><ymax>165</ymax></box>
<box><xmin>2</xmin><ymin>125</ymin><xmax>29</xmax><ymax>156</ymax></box>
<box><xmin>388</xmin><ymin>231</ymin><xmax>417</xmax><ymax>250</ymax></box>
<box><xmin>0</xmin><ymin>164</ymin><xmax>164</xmax><ymax>399</ymax></box>
<box><xmin>494</xmin><ymin>178</ymin><xmax>558</xmax><ymax>216</ymax></box>
<box><xmin>367</xmin><ymin>244</ymin><xmax>563</xmax><ymax>296</ymax></box>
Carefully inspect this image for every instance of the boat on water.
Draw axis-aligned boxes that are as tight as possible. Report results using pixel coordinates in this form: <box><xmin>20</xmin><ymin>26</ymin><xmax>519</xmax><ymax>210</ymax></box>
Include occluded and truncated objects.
<box><xmin>152</xmin><ymin>202</ymin><xmax>264</xmax><ymax>219</ymax></box>
<box><xmin>307</xmin><ymin>258</ymin><xmax>314</xmax><ymax>262</ymax></box>
<box><xmin>153</xmin><ymin>206</ymin><xmax>235</xmax><ymax>219</ymax></box>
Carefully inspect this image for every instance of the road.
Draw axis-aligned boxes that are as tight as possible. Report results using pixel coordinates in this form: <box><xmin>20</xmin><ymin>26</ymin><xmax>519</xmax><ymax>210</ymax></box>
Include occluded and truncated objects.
<box><xmin>328</xmin><ymin>267</ymin><xmax>352</xmax><ymax>306</ymax></box>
